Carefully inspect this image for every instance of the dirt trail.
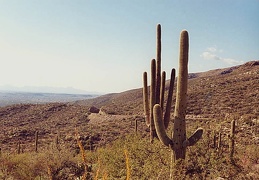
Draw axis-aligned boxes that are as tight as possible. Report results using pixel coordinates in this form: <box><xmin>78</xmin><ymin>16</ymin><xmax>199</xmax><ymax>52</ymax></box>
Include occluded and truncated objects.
<box><xmin>88</xmin><ymin>113</ymin><xmax>129</xmax><ymax>125</ymax></box>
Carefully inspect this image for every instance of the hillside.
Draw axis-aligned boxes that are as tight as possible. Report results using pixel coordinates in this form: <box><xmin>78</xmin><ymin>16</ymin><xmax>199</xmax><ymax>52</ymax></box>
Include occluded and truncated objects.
<box><xmin>76</xmin><ymin>60</ymin><xmax>259</xmax><ymax>118</ymax></box>
<box><xmin>0</xmin><ymin>61</ymin><xmax>258</xmax><ymax>147</ymax></box>
<box><xmin>0</xmin><ymin>61</ymin><xmax>257</xmax><ymax>152</ymax></box>
<box><xmin>0</xmin><ymin>60</ymin><xmax>258</xmax><ymax>179</ymax></box>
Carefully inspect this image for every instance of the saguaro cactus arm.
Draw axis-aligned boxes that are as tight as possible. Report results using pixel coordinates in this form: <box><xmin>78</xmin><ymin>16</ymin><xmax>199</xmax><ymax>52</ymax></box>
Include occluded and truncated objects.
<box><xmin>143</xmin><ymin>71</ymin><xmax>150</xmax><ymax>126</ymax></box>
<box><xmin>156</xmin><ymin>24</ymin><xmax>162</xmax><ymax>104</ymax></box>
<box><xmin>150</xmin><ymin>59</ymin><xmax>157</xmax><ymax>142</ymax></box>
<box><xmin>153</xmin><ymin>104</ymin><xmax>174</xmax><ymax>147</ymax></box>
<box><xmin>163</xmin><ymin>68</ymin><xmax>176</xmax><ymax>129</ymax></box>
<box><xmin>160</xmin><ymin>71</ymin><xmax>166</xmax><ymax>112</ymax></box>
<box><xmin>156</xmin><ymin>105</ymin><xmax>203</xmax><ymax>148</ymax></box>
<box><xmin>183</xmin><ymin>128</ymin><xmax>203</xmax><ymax>147</ymax></box>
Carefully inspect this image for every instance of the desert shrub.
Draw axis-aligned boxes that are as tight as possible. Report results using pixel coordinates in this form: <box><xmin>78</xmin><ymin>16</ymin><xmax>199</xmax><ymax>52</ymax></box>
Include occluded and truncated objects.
<box><xmin>0</xmin><ymin>152</ymin><xmax>45</xmax><ymax>179</ymax></box>
<box><xmin>86</xmin><ymin>134</ymin><xmax>170</xmax><ymax>179</ymax></box>
<box><xmin>241</xmin><ymin>114</ymin><xmax>257</xmax><ymax>125</ymax></box>
<box><xmin>41</xmin><ymin>143</ymin><xmax>84</xmax><ymax>180</ymax></box>
<box><xmin>237</xmin><ymin>144</ymin><xmax>259</xmax><ymax>176</ymax></box>
<box><xmin>84</xmin><ymin>129</ymin><xmax>257</xmax><ymax>179</ymax></box>
<box><xmin>0</xmin><ymin>143</ymin><xmax>84</xmax><ymax>180</ymax></box>
<box><xmin>1</xmin><ymin>129</ymin><xmax>258</xmax><ymax>179</ymax></box>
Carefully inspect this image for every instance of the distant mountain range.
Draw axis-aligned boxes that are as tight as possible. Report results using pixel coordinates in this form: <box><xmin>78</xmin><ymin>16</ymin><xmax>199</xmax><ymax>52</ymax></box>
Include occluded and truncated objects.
<box><xmin>0</xmin><ymin>85</ymin><xmax>101</xmax><ymax>107</ymax></box>
<box><xmin>0</xmin><ymin>91</ymin><xmax>99</xmax><ymax>107</ymax></box>
<box><xmin>0</xmin><ymin>85</ymin><xmax>101</xmax><ymax>95</ymax></box>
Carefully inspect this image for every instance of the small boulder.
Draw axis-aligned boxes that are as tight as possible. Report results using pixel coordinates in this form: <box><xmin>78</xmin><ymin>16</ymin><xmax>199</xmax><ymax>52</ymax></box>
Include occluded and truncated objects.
<box><xmin>89</xmin><ymin>106</ymin><xmax>100</xmax><ymax>113</ymax></box>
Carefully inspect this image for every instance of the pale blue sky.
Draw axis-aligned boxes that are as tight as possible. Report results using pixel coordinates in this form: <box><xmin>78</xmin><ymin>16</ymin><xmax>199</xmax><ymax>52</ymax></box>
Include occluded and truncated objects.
<box><xmin>0</xmin><ymin>0</ymin><xmax>258</xmax><ymax>93</ymax></box>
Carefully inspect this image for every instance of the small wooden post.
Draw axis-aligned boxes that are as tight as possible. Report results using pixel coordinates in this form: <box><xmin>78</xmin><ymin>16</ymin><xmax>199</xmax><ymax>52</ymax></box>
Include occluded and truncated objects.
<box><xmin>135</xmin><ymin>119</ymin><xmax>138</xmax><ymax>134</ymax></box>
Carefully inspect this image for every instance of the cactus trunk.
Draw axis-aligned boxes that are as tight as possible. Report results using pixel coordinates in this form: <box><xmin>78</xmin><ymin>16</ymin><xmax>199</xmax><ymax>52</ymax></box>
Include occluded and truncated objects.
<box><xmin>172</xmin><ymin>30</ymin><xmax>189</xmax><ymax>159</ymax></box>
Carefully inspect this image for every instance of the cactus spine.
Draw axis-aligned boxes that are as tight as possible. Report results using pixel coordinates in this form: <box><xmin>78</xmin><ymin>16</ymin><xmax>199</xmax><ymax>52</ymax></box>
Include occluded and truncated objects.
<box><xmin>153</xmin><ymin>30</ymin><xmax>203</xmax><ymax>161</ymax></box>
<box><xmin>143</xmin><ymin>24</ymin><xmax>175</xmax><ymax>142</ymax></box>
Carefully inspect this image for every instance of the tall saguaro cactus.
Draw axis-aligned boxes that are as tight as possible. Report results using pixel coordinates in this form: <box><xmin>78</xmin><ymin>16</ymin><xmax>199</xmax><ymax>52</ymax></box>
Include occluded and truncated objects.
<box><xmin>153</xmin><ymin>30</ymin><xmax>203</xmax><ymax>161</ymax></box>
<box><xmin>143</xmin><ymin>24</ymin><xmax>175</xmax><ymax>142</ymax></box>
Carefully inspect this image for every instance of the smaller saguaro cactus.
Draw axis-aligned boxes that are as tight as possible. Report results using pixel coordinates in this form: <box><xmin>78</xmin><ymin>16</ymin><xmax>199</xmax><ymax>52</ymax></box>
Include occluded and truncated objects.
<box><xmin>55</xmin><ymin>134</ymin><xmax>59</xmax><ymax>146</ymax></box>
<box><xmin>229</xmin><ymin>120</ymin><xmax>235</xmax><ymax>161</ymax></box>
<box><xmin>17</xmin><ymin>141</ymin><xmax>21</xmax><ymax>154</ymax></box>
<box><xmin>217</xmin><ymin>132</ymin><xmax>222</xmax><ymax>150</ymax></box>
<box><xmin>143</xmin><ymin>24</ymin><xmax>175</xmax><ymax>142</ymax></box>
<box><xmin>54</xmin><ymin>133</ymin><xmax>61</xmax><ymax>150</ymax></box>
<box><xmin>213</xmin><ymin>130</ymin><xmax>217</xmax><ymax>148</ymax></box>
<box><xmin>35</xmin><ymin>131</ymin><xmax>39</xmax><ymax>152</ymax></box>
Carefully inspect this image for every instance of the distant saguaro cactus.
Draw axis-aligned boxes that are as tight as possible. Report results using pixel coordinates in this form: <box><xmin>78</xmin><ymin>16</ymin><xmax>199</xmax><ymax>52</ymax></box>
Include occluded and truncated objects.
<box><xmin>143</xmin><ymin>24</ymin><xmax>175</xmax><ymax>142</ymax></box>
<box><xmin>153</xmin><ymin>30</ymin><xmax>203</xmax><ymax>161</ymax></box>
<box><xmin>229</xmin><ymin>119</ymin><xmax>235</xmax><ymax>161</ymax></box>
<box><xmin>35</xmin><ymin>131</ymin><xmax>38</xmax><ymax>152</ymax></box>
<box><xmin>17</xmin><ymin>141</ymin><xmax>21</xmax><ymax>154</ymax></box>
<box><xmin>217</xmin><ymin>132</ymin><xmax>222</xmax><ymax>150</ymax></box>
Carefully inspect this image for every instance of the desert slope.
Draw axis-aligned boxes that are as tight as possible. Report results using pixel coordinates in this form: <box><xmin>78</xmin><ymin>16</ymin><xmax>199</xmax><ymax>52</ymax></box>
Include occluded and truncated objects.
<box><xmin>76</xmin><ymin>60</ymin><xmax>259</xmax><ymax>118</ymax></box>
<box><xmin>0</xmin><ymin>60</ymin><xmax>258</xmax><ymax>152</ymax></box>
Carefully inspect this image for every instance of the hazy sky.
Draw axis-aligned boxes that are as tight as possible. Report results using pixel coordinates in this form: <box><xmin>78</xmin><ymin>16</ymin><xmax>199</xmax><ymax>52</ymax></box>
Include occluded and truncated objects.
<box><xmin>0</xmin><ymin>0</ymin><xmax>258</xmax><ymax>93</ymax></box>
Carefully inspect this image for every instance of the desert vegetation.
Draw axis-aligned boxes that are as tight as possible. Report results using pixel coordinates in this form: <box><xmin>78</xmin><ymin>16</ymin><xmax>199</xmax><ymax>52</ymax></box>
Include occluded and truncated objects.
<box><xmin>0</xmin><ymin>82</ymin><xmax>258</xmax><ymax>179</ymax></box>
<box><xmin>0</xmin><ymin>24</ymin><xmax>258</xmax><ymax>179</ymax></box>
<box><xmin>0</xmin><ymin>120</ymin><xmax>258</xmax><ymax>179</ymax></box>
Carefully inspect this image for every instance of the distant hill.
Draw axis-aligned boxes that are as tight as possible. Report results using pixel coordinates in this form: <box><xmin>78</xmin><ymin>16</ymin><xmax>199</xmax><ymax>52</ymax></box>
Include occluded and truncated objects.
<box><xmin>75</xmin><ymin>60</ymin><xmax>259</xmax><ymax>118</ymax></box>
<box><xmin>0</xmin><ymin>85</ymin><xmax>101</xmax><ymax>95</ymax></box>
